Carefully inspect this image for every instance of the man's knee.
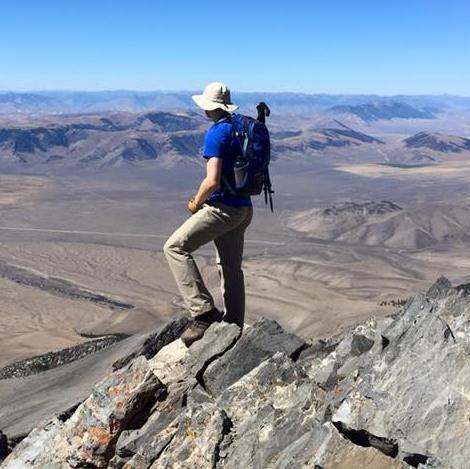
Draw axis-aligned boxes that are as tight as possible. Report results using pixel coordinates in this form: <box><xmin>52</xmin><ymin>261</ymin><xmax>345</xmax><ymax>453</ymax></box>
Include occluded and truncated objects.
<box><xmin>163</xmin><ymin>235</ymin><xmax>181</xmax><ymax>258</ymax></box>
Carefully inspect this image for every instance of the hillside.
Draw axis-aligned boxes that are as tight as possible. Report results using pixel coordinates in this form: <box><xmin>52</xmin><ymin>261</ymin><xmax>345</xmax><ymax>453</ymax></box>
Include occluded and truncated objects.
<box><xmin>1</xmin><ymin>278</ymin><xmax>469</xmax><ymax>468</ymax></box>
<box><xmin>287</xmin><ymin>201</ymin><xmax>470</xmax><ymax>249</ymax></box>
<box><xmin>0</xmin><ymin>111</ymin><xmax>206</xmax><ymax>168</ymax></box>
<box><xmin>272</xmin><ymin>120</ymin><xmax>384</xmax><ymax>157</ymax></box>
<box><xmin>0</xmin><ymin>113</ymin><xmax>385</xmax><ymax>169</ymax></box>
<box><xmin>404</xmin><ymin>132</ymin><xmax>470</xmax><ymax>153</ymax></box>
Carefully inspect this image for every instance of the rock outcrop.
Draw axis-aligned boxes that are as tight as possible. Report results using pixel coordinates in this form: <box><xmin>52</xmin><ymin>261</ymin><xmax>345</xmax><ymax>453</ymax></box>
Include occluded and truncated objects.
<box><xmin>2</xmin><ymin>277</ymin><xmax>469</xmax><ymax>468</ymax></box>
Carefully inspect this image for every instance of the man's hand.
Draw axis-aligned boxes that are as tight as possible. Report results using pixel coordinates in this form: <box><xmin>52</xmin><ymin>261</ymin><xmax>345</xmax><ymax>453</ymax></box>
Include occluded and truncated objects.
<box><xmin>187</xmin><ymin>197</ymin><xmax>201</xmax><ymax>214</ymax></box>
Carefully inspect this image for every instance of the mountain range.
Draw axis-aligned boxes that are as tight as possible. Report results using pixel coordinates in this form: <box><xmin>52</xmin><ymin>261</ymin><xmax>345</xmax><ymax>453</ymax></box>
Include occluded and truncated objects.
<box><xmin>287</xmin><ymin>201</ymin><xmax>470</xmax><ymax>249</ymax></box>
<box><xmin>1</xmin><ymin>90</ymin><xmax>470</xmax><ymax>115</ymax></box>
<box><xmin>1</xmin><ymin>106</ymin><xmax>470</xmax><ymax>169</ymax></box>
<box><xmin>0</xmin><ymin>111</ymin><xmax>206</xmax><ymax>168</ymax></box>
<box><xmin>0</xmin><ymin>113</ymin><xmax>388</xmax><ymax>169</ymax></box>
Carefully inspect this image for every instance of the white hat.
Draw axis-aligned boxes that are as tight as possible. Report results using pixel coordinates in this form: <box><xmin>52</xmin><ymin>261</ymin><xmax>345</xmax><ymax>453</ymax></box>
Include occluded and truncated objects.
<box><xmin>192</xmin><ymin>82</ymin><xmax>239</xmax><ymax>112</ymax></box>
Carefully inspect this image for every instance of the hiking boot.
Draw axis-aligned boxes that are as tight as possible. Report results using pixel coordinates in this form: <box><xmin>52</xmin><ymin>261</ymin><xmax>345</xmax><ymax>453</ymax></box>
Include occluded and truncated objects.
<box><xmin>181</xmin><ymin>309</ymin><xmax>222</xmax><ymax>347</ymax></box>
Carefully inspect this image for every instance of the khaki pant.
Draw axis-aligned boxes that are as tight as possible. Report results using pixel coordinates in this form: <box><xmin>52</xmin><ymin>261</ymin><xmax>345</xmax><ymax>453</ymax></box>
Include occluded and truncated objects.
<box><xmin>163</xmin><ymin>202</ymin><xmax>253</xmax><ymax>327</ymax></box>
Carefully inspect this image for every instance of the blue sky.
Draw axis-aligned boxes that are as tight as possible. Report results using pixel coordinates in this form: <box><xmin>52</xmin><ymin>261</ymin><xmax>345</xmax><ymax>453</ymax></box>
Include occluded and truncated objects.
<box><xmin>1</xmin><ymin>0</ymin><xmax>469</xmax><ymax>95</ymax></box>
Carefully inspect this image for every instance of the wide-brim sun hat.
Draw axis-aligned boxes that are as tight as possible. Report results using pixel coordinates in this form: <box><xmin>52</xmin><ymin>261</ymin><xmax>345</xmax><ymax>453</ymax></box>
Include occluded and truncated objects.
<box><xmin>192</xmin><ymin>82</ymin><xmax>239</xmax><ymax>112</ymax></box>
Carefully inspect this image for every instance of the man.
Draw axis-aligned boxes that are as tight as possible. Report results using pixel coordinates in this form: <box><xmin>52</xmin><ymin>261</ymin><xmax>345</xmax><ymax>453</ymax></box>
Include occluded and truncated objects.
<box><xmin>163</xmin><ymin>82</ymin><xmax>253</xmax><ymax>347</ymax></box>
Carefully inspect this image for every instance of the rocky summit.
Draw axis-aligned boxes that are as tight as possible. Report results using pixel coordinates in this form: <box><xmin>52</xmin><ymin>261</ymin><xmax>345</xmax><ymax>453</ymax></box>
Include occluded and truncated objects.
<box><xmin>1</xmin><ymin>277</ymin><xmax>469</xmax><ymax>468</ymax></box>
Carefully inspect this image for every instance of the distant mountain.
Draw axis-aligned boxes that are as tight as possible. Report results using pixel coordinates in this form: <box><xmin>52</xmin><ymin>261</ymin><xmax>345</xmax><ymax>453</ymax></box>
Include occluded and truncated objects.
<box><xmin>327</xmin><ymin>102</ymin><xmax>438</xmax><ymax>122</ymax></box>
<box><xmin>0</xmin><ymin>92</ymin><xmax>61</xmax><ymax>114</ymax></box>
<box><xmin>1</xmin><ymin>91</ymin><xmax>469</xmax><ymax>115</ymax></box>
<box><xmin>1</xmin><ymin>109</ymin><xmax>467</xmax><ymax>171</ymax></box>
<box><xmin>288</xmin><ymin>202</ymin><xmax>470</xmax><ymax>249</ymax></box>
<box><xmin>0</xmin><ymin>112</ymin><xmax>386</xmax><ymax>169</ymax></box>
<box><xmin>0</xmin><ymin>111</ymin><xmax>206</xmax><ymax>169</ymax></box>
<box><xmin>273</xmin><ymin>120</ymin><xmax>384</xmax><ymax>156</ymax></box>
<box><xmin>403</xmin><ymin>132</ymin><xmax>470</xmax><ymax>153</ymax></box>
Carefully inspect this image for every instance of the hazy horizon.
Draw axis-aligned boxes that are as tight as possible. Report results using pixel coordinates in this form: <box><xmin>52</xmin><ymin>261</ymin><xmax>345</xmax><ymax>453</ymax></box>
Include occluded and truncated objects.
<box><xmin>2</xmin><ymin>89</ymin><xmax>470</xmax><ymax>98</ymax></box>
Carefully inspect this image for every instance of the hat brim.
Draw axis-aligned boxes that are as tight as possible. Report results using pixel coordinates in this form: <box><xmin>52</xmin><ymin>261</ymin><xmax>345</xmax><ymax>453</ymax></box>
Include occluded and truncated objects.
<box><xmin>192</xmin><ymin>94</ymin><xmax>238</xmax><ymax>112</ymax></box>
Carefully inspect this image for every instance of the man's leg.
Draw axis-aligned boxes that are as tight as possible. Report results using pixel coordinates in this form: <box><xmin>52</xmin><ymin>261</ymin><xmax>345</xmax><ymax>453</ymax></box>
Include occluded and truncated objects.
<box><xmin>164</xmin><ymin>204</ymin><xmax>248</xmax><ymax>317</ymax></box>
<box><xmin>214</xmin><ymin>206</ymin><xmax>253</xmax><ymax>327</ymax></box>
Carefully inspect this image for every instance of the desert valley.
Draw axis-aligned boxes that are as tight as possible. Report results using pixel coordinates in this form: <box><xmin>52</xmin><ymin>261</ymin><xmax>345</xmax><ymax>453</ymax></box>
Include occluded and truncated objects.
<box><xmin>1</xmin><ymin>91</ymin><xmax>470</xmax><ymax>450</ymax></box>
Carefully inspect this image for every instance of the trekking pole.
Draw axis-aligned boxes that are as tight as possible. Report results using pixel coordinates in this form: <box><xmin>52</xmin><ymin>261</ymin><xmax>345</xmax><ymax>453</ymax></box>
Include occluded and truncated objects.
<box><xmin>264</xmin><ymin>168</ymin><xmax>274</xmax><ymax>213</ymax></box>
<box><xmin>257</xmin><ymin>101</ymin><xmax>273</xmax><ymax>212</ymax></box>
<box><xmin>256</xmin><ymin>102</ymin><xmax>271</xmax><ymax>123</ymax></box>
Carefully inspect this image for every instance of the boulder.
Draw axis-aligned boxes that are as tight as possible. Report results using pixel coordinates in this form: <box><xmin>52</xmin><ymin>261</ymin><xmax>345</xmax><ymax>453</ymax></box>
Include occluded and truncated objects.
<box><xmin>203</xmin><ymin>318</ymin><xmax>306</xmax><ymax>394</ymax></box>
<box><xmin>148</xmin><ymin>321</ymin><xmax>241</xmax><ymax>386</ymax></box>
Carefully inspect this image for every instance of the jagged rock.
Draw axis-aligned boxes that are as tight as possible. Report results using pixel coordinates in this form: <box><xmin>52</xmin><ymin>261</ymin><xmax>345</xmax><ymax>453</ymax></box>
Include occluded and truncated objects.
<box><xmin>2</xmin><ymin>357</ymin><xmax>164</xmax><ymax>468</ymax></box>
<box><xmin>109</xmin><ymin>322</ymin><xmax>240</xmax><ymax>468</ymax></box>
<box><xmin>272</xmin><ymin>422</ymin><xmax>407</xmax><ymax>468</ymax></box>
<box><xmin>203</xmin><ymin>318</ymin><xmax>306</xmax><ymax>394</ymax></box>
<box><xmin>333</xmin><ymin>280</ymin><xmax>470</xmax><ymax>467</ymax></box>
<box><xmin>216</xmin><ymin>352</ymin><xmax>318</xmax><ymax>468</ymax></box>
<box><xmin>58</xmin><ymin>356</ymin><xmax>164</xmax><ymax>467</ymax></box>
<box><xmin>3</xmin><ymin>278</ymin><xmax>470</xmax><ymax>468</ymax></box>
<box><xmin>111</xmin><ymin>382</ymin><xmax>188</xmax><ymax>468</ymax></box>
<box><xmin>426</xmin><ymin>276</ymin><xmax>453</xmax><ymax>299</ymax></box>
<box><xmin>0</xmin><ymin>418</ymin><xmax>64</xmax><ymax>469</ymax></box>
<box><xmin>149</xmin><ymin>321</ymin><xmax>241</xmax><ymax>386</ymax></box>
<box><xmin>298</xmin><ymin>317</ymin><xmax>391</xmax><ymax>392</ymax></box>
<box><xmin>112</xmin><ymin>317</ymin><xmax>191</xmax><ymax>371</ymax></box>
<box><xmin>153</xmin><ymin>402</ymin><xmax>231</xmax><ymax>468</ymax></box>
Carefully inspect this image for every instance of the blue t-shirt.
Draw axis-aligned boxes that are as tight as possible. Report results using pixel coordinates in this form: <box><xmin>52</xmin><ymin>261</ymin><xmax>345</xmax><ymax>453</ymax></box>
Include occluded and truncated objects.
<box><xmin>202</xmin><ymin>116</ymin><xmax>252</xmax><ymax>208</ymax></box>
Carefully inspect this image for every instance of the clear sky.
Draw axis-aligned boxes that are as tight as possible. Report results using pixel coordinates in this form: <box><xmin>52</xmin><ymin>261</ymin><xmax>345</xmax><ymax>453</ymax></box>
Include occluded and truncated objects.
<box><xmin>1</xmin><ymin>0</ymin><xmax>469</xmax><ymax>95</ymax></box>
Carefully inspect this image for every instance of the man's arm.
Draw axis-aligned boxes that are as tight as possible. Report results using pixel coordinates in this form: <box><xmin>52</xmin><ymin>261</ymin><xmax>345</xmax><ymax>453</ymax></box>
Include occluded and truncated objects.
<box><xmin>189</xmin><ymin>157</ymin><xmax>222</xmax><ymax>211</ymax></box>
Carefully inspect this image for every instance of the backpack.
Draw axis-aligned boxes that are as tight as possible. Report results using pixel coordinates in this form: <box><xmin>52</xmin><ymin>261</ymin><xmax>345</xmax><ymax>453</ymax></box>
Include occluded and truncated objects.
<box><xmin>222</xmin><ymin>102</ymin><xmax>275</xmax><ymax>211</ymax></box>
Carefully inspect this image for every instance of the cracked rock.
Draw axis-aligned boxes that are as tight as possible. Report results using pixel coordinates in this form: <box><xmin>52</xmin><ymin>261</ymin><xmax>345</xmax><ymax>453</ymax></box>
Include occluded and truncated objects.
<box><xmin>152</xmin><ymin>402</ymin><xmax>231</xmax><ymax>469</ymax></box>
<box><xmin>216</xmin><ymin>352</ymin><xmax>318</xmax><ymax>468</ymax></box>
<box><xmin>203</xmin><ymin>318</ymin><xmax>306</xmax><ymax>394</ymax></box>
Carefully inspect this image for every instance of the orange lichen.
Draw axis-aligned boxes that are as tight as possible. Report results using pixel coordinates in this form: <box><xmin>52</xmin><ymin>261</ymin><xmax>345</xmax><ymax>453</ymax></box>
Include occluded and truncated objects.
<box><xmin>87</xmin><ymin>426</ymin><xmax>113</xmax><ymax>446</ymax></box>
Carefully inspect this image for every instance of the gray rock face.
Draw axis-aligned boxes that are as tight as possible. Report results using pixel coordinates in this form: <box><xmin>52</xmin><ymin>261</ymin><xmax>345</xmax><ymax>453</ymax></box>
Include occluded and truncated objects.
<box><xmin>272</xmin><ymin>422</ymin><xmax>407</xmax><ymax>468</ymax></box>
<box><xmin>332</xmin><ymin>286</ymin><xmax>470</xmax><ymax>468</ymax></box>
<box><xmin>3</xmin><ymin>282</ymin><xmax>470</xmax><ymax>468</ymax></box>
<box><xmin>153</xmin><ymin>402</ymin><xmax>231</xmax><ymax>469</ymax></box>
<box><xmin>216</xmin><ymin>353</ymin><xmax>318</xmax><ymax>469</ymax></box>
<box><xmin>203</xmin><ymin>318</ymin><xmax>306</xmax><ymax>394</ymax></box>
